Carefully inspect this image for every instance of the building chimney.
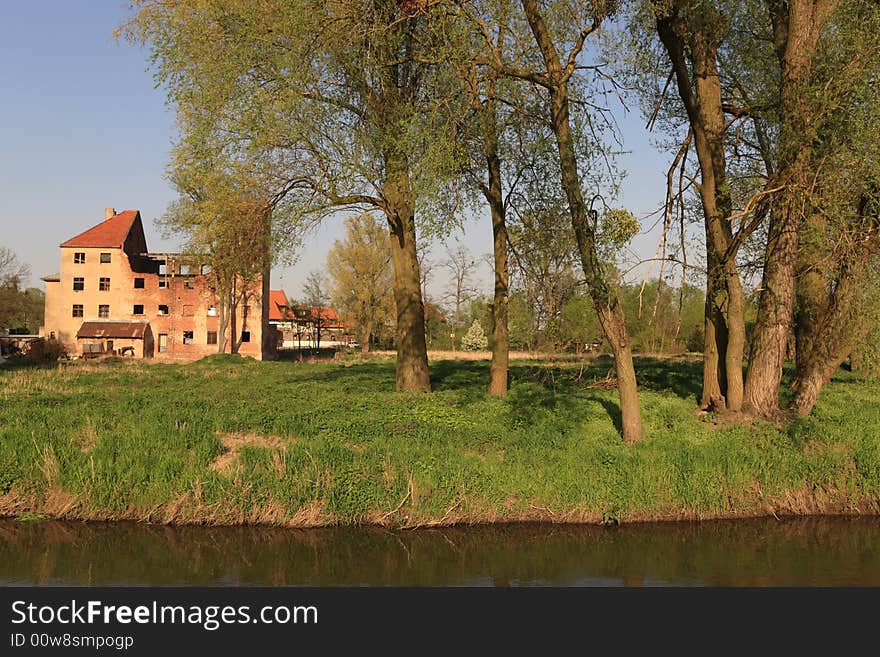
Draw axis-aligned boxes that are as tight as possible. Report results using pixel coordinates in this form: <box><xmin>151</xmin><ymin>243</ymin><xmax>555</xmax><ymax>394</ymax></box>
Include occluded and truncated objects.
<box><xmin>105</xmin><ymin>207</ymin><xmax>117</xmax><ymax>220</ymax></box>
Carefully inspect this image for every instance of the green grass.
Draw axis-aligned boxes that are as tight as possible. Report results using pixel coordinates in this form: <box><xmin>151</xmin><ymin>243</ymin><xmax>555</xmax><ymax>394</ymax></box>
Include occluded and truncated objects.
<box><xmin>0</xmin><ymin>353</ymin><xmax>878</xmax><ymax>526</ymax></box>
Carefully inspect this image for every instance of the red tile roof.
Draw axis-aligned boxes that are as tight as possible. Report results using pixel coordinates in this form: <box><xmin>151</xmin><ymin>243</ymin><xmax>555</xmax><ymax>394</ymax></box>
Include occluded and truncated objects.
<box><xmin>269</xmin><ymin>289</ymin><xmax>291</xmax><ymax>321</ymax></box>
<box><xmin>309</xmin><ymin>307</ymin><xmax>343</xmax><ymax>328</ymax></box>
<box><xmin>60</xmin><ymin>210</ymin><xmax>140</xmax><ymax>248</ymax></box>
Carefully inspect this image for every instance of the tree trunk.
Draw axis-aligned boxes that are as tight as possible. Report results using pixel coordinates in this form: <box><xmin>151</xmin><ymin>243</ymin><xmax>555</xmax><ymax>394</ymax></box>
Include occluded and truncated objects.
<box><xmin>385</xmin><ymin>187</ymin><xmax>431</xmax><ymax>392</ymax></box>
<box><xmin>360</xmin><ymin>317</ymin><xmax>372</xmax><ymax>355</ymax></box>
<box><xmin>744</xmin><ymin>200</ymin><xmax>800</xmax><ymax>415</ymax></box>
<box><xmin>598</xmin><ymin>303</ymin><xmax>644</xmax><ymax>443</ymax></box>
<box><xmin>482</xmin><ymin>90</ymin><xmax>510</xmax><ymax>398</ymax></box>
<box><xmin>521</xmin><ymin>0</ymin><xmax>643</xmax><ymax>441</ymax></box>
<box><xmin>744</xmin><ymin>0</ymin><xmax>840</xmax><ymax>417</ymax></box>
<box><xmin>656</xmin><ymin>8</ymin><xmax>745</xmax><ymax>412</ymax></box>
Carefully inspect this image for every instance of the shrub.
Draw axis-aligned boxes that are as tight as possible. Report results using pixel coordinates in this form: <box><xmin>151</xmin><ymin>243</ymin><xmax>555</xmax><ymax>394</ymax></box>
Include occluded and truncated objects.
<box><xmin>461</xmin><ymin>320</ymin><xmax>488</xmax><ymax>351</ymax></box>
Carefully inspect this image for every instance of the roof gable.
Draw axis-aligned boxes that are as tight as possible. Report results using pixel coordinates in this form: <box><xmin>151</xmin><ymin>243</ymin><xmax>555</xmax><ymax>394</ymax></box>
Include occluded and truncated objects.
<box><xmin>61</xmin><ymin>210</ymin><xmax>143</xmax><ymax>249</ymax></box>
<box><xmin>269</xmin><ymin>290</ymin><xmax>291</xmax><ymax>321</ymax></box>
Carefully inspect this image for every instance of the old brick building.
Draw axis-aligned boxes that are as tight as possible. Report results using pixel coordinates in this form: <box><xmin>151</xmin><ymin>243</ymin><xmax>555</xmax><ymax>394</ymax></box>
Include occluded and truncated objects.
<box><xmin>41</xmin><ymin>208</ymin><xmax>272</xmax><ymax>360</ymax></box>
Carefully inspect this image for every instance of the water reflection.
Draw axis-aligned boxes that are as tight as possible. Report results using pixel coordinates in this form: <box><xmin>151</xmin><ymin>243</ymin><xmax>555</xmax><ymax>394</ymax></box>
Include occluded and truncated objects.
<box><xmin>1</xmin><ymin>517</ymin><xmax>879</xmax><ymax>586</ymax></box>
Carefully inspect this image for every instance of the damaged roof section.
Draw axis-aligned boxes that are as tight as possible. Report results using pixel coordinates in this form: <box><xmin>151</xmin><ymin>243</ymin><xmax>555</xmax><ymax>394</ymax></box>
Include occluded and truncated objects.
<box><xmin>76</xmin><ymin>321</ymin><xmax>150</xmax><ymax>339</ymax></box>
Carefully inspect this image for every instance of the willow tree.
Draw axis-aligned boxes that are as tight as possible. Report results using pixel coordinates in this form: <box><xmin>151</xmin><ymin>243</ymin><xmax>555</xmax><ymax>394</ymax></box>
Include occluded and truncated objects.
<box><xmin>327</xmin><ymin>213</ymin><xmax>395</xmax><ymax>354</ymax></box>
<box><xmin>477</xmin><ymin>0</ymin><xmax>644</xmax><ymax>441</ymax></box>
<box><xmin>125</xmin><ymin>0</ymin><xmax>462</xmax><ymax>391</ymax></box>
<box><xmin>739</xmin><ymin>0</ymin><xmax>878</xmax><ymax>415</ymax></box>
<box><xmin>164</xmin><ymin>160</ymin><xmax>274</xmax><ymax>356</ymax></box>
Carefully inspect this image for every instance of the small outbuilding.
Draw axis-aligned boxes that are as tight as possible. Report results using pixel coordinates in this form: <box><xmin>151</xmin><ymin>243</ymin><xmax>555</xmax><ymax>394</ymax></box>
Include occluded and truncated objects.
<box><xmin>76</xmin><ymin>321</ymin><xmax>154</xmax><ymax>358</ymax></box>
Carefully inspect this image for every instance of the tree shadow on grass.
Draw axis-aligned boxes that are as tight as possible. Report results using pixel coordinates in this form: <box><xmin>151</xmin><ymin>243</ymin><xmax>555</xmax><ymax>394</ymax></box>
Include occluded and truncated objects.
<box><xmin>632</xmin><ymin>356</ymin><xmax>703</xmax><ymax>403</ymax></box>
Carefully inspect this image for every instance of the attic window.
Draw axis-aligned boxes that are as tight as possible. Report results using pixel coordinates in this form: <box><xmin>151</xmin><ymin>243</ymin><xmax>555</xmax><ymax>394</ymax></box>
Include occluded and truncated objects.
<box><xmin>100</xmin><ymin>253</ymin><xmax>111</xmax><ymax>264</ymax></box>
<box><xmin>179</xmin><ymin>264</ymin><xmax>193</xmax><ymax>275</ymax></box>
<box><xmin>158</xmin><ymin>263</ymin><xmax>167</xmax><ymax>275</ymax></box>
<box><xmin>200</xmin><ymin>264</ymin><xmax>212</xmax><ymax>275</ymax></box>
<box><xmin>74</xmin><ymin>252</ymin><xmax>85</xmax><ymax>264</ymax></box>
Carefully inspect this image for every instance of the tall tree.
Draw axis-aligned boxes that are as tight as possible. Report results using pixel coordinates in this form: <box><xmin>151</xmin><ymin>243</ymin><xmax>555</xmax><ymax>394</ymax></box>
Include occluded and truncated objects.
<box><xmin>502</xmin><ymin>0</ymin><xmax>644</xmax><ymax>441</ymax></box>
<box><xmin>327</xmin><ymin>214</ymin><xmax>395</xmax><ymax>354</ymax></box>
<box><xmin>125</xmin><ymin>0</ymin><xmax>463</xmax><ymax>391</ymax></box>
<box><xmin>743</xmin><ymin>0</ymin><xmax>880</xmax><ymax>416</ymax></box>
<box><xmin>651</xmin><ymin>0</ymin><xmax>749</xmax><ymax>412</ymax></box>
<box><xmin>165</xmin><ymin>164</ymin><xmax>273</xmax><ymax>356</ymax></box>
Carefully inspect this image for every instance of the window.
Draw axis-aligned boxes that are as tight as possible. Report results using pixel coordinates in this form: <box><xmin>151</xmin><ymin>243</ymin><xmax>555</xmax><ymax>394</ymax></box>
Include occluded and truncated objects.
<box><xmin>182</xmin><ymin>331</ymin><xmax>194</xmax><ymax>345</ymax></box>
<box><xmin>200</xmin><ymin>264</ymin><xmax>212</xmax><ymax>275</ymax></box>
<box><xmin>98</xmin><ymin>305</ymin><xmax>110</xmax><ymax>318</ymax></box>
<box><xmin>158</xmin><ymin>305</ymin><xmax>169</xmax><ymax>316</ymax></box>
<box><xmin>73</xmin><ymin>277</ymin><xmax>84</xmax><ymax>291</ymax></box>
<box><xmin>134</xmin><ymin>278</ymin><xmax>145</xmax><ymax>289</ymax></box>
<box><xmin>182</xmin><ymin>305</ymin><xmax>194</xmax><ymax>317</ymax></box>
<box><xmin>72</xmin><ymin>304</ymin><xmax>83</xmax><ymax>317</ymax></box>
<box><xmin>240</xmin><ymin>331</ymin><xmax>251</xmax><ymax>343</ymax></box>
<box><xmin>158</xmin><ymin>334</ymin><xmax>168</xmax><ymax>353</ymax></box>
<box><xmin>179</xmin><ymin>264</ymin><xmax>193</xmax><ymax>275</ymax></box>
<box><xmin>184</xmin><ymin>280</ymin><xmax>195</xmax><ymax>289</ymax></box>
<box><xmin>133</xmin><ymin>305</ymin><xmax>144</xmax><ymax>315</ymax></box>
<box><xmin>74</xmin><ymin>252</ymin><xmax>85</xmax><ymax>264</ymax></box>
<box><xmin>158</xmin><ymin>279</ymin><xmax>167</xmax><ymax>289</ymax></box>
<box><xmin>207</xmin><ymin>331</ymin><xmax>218</xmax><ymax>345</ymax></box>
<box><xmin>158</xmin><ymin>263</ymin><xmax>167</xmax><ymax>275</ymax></box>
<box><xmin>207</xmin><ymin>306</ymin><xmax>218</xmax><ymax>317</ymax></box>
<box><xmin>100</xmin><ymin>253</ymin><xmax>111</xmax><ymax>264</ymax></box>
<box><xmin>99</xmin><ymin>277</ymin><xmax>110</xmax><ymax>291</ymax></box>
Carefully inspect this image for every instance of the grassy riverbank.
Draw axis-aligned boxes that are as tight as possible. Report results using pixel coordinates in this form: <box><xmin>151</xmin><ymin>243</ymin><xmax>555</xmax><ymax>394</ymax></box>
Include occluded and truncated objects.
<box><xmin>1</xmin><ymin>354</ymin><xmax>878</xmax><ymax>527</ymax></box>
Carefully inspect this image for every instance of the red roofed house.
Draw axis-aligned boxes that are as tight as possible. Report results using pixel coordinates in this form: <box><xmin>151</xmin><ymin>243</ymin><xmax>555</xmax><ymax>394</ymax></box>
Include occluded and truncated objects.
<box><xmin>41</xmin><ymin>208</ymin><xmax>272</xmax><ymax>360</ymax></box>
<box><xmin>266</xmin><ymin>289</ymin><xmax>347</xmax><ymax>350</ymax></box>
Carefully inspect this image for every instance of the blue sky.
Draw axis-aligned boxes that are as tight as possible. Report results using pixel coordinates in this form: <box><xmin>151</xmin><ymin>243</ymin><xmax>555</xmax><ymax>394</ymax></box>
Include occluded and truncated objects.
<box><xmin>0</xmin><ymin>1</ymin><xmax>674</xmax><ymax>302</ymax></box>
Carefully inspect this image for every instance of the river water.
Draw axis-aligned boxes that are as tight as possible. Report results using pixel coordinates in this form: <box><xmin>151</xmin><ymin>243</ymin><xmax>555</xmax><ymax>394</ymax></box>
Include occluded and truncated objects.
<box><xmin>2</xmin><ymin>517</ymin><xmax>879</xmax><ymax>586</ymax></box>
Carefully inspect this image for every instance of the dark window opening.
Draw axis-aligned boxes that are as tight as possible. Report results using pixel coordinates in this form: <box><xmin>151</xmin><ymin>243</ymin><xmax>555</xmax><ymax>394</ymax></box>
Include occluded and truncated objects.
<box><xmin>98</xmin><ymin>305</ymin><xmax>109</xmax><ymax>318</ymax></box>
<box><xmin>99</xmin><ymin>277</ymin><xmax>110</xmax><ymax>291</ymax></box>
<box><xmin>72</xmin><ymin>304</ymin><xmax>83</xmax><ymax>318</ymax></box>
<box><xmin>100</xmin><ymin>253</ymin><xmax>111</xmax><ymax>264</ymax></box>
<box><xmin>183</xmin><ymin>331</ymin><xmax>194</xmax><ymax>345</ymax></box>
<box><xmin>240</xmin><ymin>331</ymin><xmax>251</xmax><ymax>343</ymax></box>
<box><xmin>73</xmin><ymin>277</ymin><xmax>84</xmax><ymax>291</ymax></box>
<box><xmin>158</xmin><ymin>305</ymin><xmax>169</xmax><ymax>316</ymax></box>
<box><xmin>158</xmin><ymin>279</ymin><xmax>167</xmax><ymax>289</ymax></box>
<box><xmin>207</xmin><ymin>331</ymin><xmax>218</xmax><ymax>345</ymax></box>
<box><xmin>134</xmin><ymin>278</ymin><xmax>145</xmax><ymax>289</ymax></box>
<box><xmin>74</xmin><ymin>252</ymin><xmax>85</xmax><ymax>264</ymax></box>
<box><xmin>133</xmin><ymin>305</ymin><xmax>144</xmax><ymax>315</ymax></box>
